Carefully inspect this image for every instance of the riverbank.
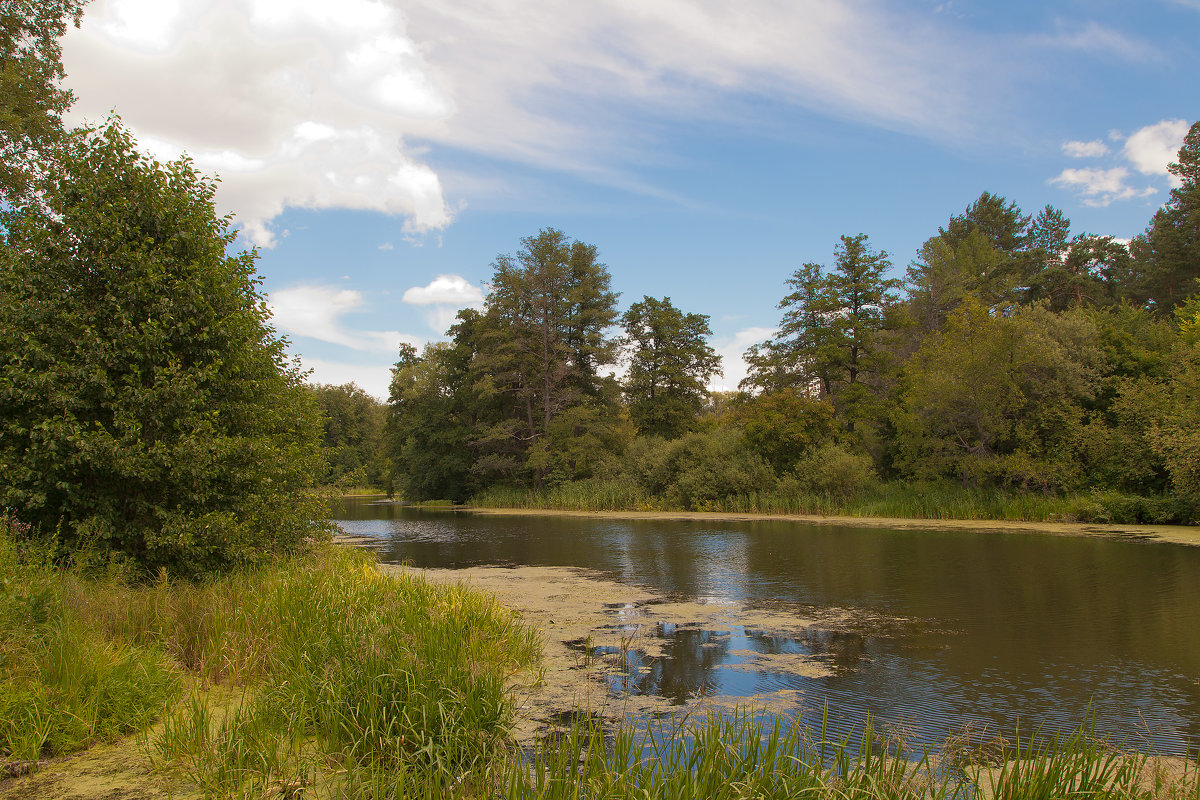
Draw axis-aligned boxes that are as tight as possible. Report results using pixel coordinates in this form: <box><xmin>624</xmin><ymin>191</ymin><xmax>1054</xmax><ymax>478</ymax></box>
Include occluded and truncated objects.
<box><xmin>8</xmin><ymin>526</ymin><xmax>1200</xmax><ymax>798</ymax></box>
<box><xmin>460</xmin><ymin>506</ymin><xmax>1200</xmax><ymax>548</ymax></box>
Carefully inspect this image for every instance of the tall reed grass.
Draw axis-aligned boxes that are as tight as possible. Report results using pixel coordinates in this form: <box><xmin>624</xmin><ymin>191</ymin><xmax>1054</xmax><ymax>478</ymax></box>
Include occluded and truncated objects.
<box><xmin>471</xmin><ymin>480</ymin><xmax>1183</xmax><ymax>524</ymax></box>
<box><xmin>2</xmin><ymin>516</ymin><xmax>541</xmax><ymax>796</ymax></box>
<box><xmin>501</xmin><ymin>710</ymin><xmax>1200</xmax><ymax>800</ymax></box>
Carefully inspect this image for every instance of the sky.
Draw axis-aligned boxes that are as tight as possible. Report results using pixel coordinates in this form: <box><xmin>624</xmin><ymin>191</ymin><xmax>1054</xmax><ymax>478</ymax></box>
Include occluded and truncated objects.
<box><xmin>60</xmin><ymin>0</ymin><xmax>1199</xmax><ymax>398</ymax></box>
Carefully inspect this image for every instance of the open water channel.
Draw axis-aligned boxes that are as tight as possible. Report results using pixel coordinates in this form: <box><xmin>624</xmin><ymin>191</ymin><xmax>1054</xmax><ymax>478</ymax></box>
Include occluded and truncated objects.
<box><xmin>334</xmin><ymin>499</ymin><xmax>1200</xmax><ymax>754</ymax></box>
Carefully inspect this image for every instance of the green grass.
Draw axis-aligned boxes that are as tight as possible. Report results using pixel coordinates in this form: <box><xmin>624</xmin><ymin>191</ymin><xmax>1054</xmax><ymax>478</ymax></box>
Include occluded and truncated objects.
<box><xmin>0</xmin><ymin>519</ymin><xmax>180</xmax><ymax>761</ymax></box>
<box><xmin>471</xmin><ymin>480</ymin><xmax>1190</xmax><ymax>525</ymax></box>
<box><xmin>1</xmin><ymin>516</ymin><xmax>541</xmax><ymax>796</ymax></box>
<box><xmin>501</xmin><ymin>711</ymin><xmax>1200</xmax><ymax>800</ymax></box>
<box><xmin>7</xmin><ymin>512</ymin><xmax>1200</xmax><ymax>798</ymax></box>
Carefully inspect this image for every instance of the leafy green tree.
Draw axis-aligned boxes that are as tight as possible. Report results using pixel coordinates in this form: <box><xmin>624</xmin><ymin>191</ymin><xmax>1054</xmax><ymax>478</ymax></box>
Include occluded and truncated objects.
<box><xmin>0</xmin><ymin>0</ymin><xmax>86</xmax><ymax>204</ymax></box>
<box><xmin>1144</xmin><ymin>296</ymin><xmax>1200</xmax><ymax>518</ymax></box>
<box><xmin>893</xmin><ymin>300</ymin><xmax>1105</xmax><ymax>490</ymax></box>
<box><xmin>470</xmin><ymin>228</ymin><xmax>621</xmax><ymax>486</ymax></box>
<box><xmin>744</xmin><ymin>234</ymin><xmax>900</xmax><ymax>431</ymax></box>
<box><xmin>621</xmin><ymin>295</ymin><xmax>720</xmax><ymax>438</ymax></box>
<box><xmin>1128</xmin><ymin>121</ymin><xmax>1200</xmax><ymax>313</ymax></box>
<box><xmin>1025</xmin><ymin>234</ymin><xmax>1131</xmax><ymax>311</ymax></box>
<box><xmin>309</xmin><ymin>382</ymin><xmax>389</xmax><ymax>487</ymax></box>
<box><xmin>387</xmin><ymin>340</ymin><xmax>478</xmax><ymax>502</ymax></box>
<box><xmin>0</xmin><ymin>121</ymin><xmax>325</xmax><ymax>573</ymax></box>
<box><xmin>905</xmin><ymin>229</ymin><xmax>1011</xmax><ymax>333</ymax></box>
<box><xmin>732</xmin><ymin>389</ymin><xmax>836</xmax><ymax>474</ymax></box>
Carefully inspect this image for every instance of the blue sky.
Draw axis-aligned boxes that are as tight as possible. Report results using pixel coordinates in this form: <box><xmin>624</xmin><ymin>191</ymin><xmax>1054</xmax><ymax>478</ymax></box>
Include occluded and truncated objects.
<box><xmin>61</xmin><ymin>0</ymin><xmax>1198</xmax><ymax>397</ymax></box>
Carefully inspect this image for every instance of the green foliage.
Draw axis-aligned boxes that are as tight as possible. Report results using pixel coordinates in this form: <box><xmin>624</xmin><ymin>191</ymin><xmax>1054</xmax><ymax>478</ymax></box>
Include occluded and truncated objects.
<box><xmin>470</xmin><ymin>228</ymin><xmax>621</xmax><ymax>486</ymax></box>
<box><xmin>1</xmin><ymin>518</ymin><xmax>179</xmax><ymax>761</ymax></box>
<box><xmin>148</xmin><ymin>546</ymin><xmax>540</xmax><ymax>796</ymax></box>
<box><xmin>1128</xmin><ymin>121</ymin><xmax>1200</xmax><ymax>313</ymax></box>
<box><xmin>308</xmin><ymin>382</ymin><xmax>389</xmax><ymax>487</ymax></box>
<box><xmin>620</xmin><ymin>427</ymin><xmax>777</xmax><ymax>511</ymax></box>
<box><xmin>893</xmin><ymin>301</ymin><xmax>1105</xmax><ymax>491</ymax></box>
<box><xmin>388</xmin><ymin>340</ymin><xmax>479</xmax><ymax>502</ymax></box>
<box><xmin>744</xmin><ymin>234</ymin><xmax>900</xmax><ymax>432</ymax></box>
<box><xmin>0</xmin><ymin>121</ymin><xmax>326</xmax><ymax>573</ymax></box>
<box><xmin>789</xmin><ymin>443</ymin><xmax>878</xmax><ymax>500</ymax></box>
<box><xmin>621</xmin><ymin>295</ymin><xmax>721</xmax><ymax>438</ymax></box>
<box><xmin>1144</xmin><ymin>297</ymin><xmax>1200</xmax><ymax>519</ymax></box>
<box><xmin>0</xmin><ymin>0</ymin><xmax>85</xmax><ymax>204</ymax></box>
<box><xmin>734</xmin><ymin>389</ymin><xmax>837</xmax><ymax>473</ymax></box>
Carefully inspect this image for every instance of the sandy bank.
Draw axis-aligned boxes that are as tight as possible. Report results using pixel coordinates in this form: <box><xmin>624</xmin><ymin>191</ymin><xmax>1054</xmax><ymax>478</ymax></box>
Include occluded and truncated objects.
<box><xmin>461</xmin><ymin>507</ymin><xmax>1200</xmax><ymax>547</ymax></box>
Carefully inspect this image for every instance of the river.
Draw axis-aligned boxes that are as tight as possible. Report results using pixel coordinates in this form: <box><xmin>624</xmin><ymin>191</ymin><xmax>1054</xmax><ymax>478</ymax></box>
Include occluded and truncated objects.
<box><xmin>333</xmin><ymin>498</ymin><xmax>1200</xmax><ymax>754</ymax></box>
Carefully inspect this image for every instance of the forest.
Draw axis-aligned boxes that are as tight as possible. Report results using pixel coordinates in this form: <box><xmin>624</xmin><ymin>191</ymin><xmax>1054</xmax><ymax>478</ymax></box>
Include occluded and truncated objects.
<box><xmin>318</xmin><ymin>124</ymin><xmax>1200</xmax><ymax>524</ymax></box>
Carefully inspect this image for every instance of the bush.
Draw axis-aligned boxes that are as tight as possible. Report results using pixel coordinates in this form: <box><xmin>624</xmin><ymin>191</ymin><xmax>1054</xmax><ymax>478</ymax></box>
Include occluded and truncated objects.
<box><xmin>791</xmin><ymin>444</ymin><xmax>878</xmax><ymax>500</ymax></box>
<box><xmin>0</xmin><ymin>121</ymin><xmax>327</xmax><ymax>574</ymax></box>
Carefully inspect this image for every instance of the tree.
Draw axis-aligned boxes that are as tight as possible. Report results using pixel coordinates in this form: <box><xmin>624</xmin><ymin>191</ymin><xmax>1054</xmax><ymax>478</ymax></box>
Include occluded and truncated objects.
<box><xmin>1128</xmin><ymin>121</ymin><xmax>1200</xmax><ymax>313</ymax></box>
<box><xmin>0</xmin><ymin>0</ymin><xmax>86</xmax><ymax>204</ymax></box>
<box><xmin>892</xmin><ymin>300</ymin><xmax>1105</xmax><ymax>490</ymax></box>
<box><xmin>387</xmin><ymin>340</ymin><xmax>478</xmax><ymax>502</ymax></box>
<box><xmin>621</xmin><ymin>296</ymin><xmax>720</xmax><ymax>438</ymax></box>
<box><xmin>0</xmin><ymin>121</ymin><xmax>325</xmax><ymax>573</ymax></box>
<box><xmin>309</xmin><ymin>382</ymin><xmax>389</xmax><ymax>488</ymax></box>
<box><xmin>744</xmin><ymin>234</ymin><xmax>900</xmax><ymax>431</ymax></box>
<box><xmin>470</xmin><ymin>228</ymin><xmax>620</xmax><ymax>485</ymax></box>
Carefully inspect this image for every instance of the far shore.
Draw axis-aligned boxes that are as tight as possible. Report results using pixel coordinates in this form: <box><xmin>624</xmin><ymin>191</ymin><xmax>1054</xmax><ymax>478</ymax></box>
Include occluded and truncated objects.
<box><xmin>337</xmin><ymin>496</ymin><xmax>1200</xmax><ymax>547</ymax></box>
<box><xmin>457</xmin><ymin>506</ymin><xmax>1200</xmax><ymax>547</ymax></box>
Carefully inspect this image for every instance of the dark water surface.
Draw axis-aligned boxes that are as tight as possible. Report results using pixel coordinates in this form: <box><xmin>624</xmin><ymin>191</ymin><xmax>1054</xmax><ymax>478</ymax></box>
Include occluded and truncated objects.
<box><xmin>334</xmin><ymin>499</ymin><xmax>1200</xmax><ymax>753</ymax></box>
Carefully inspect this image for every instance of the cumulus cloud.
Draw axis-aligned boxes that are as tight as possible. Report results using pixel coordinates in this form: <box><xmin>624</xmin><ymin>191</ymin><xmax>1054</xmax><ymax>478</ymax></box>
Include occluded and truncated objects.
<box><xmin>268</xmin><ymin>285</ymin><xmax>419</xmax><ymax>353</ymax></box>
<box><xmin>1048</xmin><ymin>167</ymin><xmax>1156</xmax><ymax>207</ymax></box>
<box><xmin>1123</xmin><ymin>118</ymin><xmax>1191</xmax><ymax>181</ymax></box>
<box><xmin>402</xmin><ymin>274</ymin><xmax>485</xmax><ymax>333</ymax></box>
<box><xmin>63</xmin><ymin>0</ymin><xmax>992</xmax><ymax>242</ymax></box>
<box><xmin>63</xmin><ymin>0</ymin><xmax>454</xmax><ymax>247</ymax></box>
<box><xmin>1051</xmin><ymin>118</ymin><xmax>1190</xmax><ymax>205</ymax></box>
<box><xmin>1062</xmin><ymin>139</ymin><xmax>1109</xmax><ymax>158</ymax></box>
<box><xmin>710</xmin><ymin>326</ymin><xmax>776</xmax><ymax>392</ymax></box>
<box><xmin>298</xmin><ymin>357</ymin><xmax>396</xmax><ymax>401</ymax></box>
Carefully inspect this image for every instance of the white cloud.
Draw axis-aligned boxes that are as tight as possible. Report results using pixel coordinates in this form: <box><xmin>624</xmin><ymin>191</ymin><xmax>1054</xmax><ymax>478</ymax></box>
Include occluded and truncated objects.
<box><xmin>1123</xmin><ymin>118</ymin><xmax>1190</xmax><ymax>181</ymax></box>
<box><xmin>402</xmin><ymin>274</ymin><xmax>485</xmax><ymax>334</ymax></box>
<box><xmin>378</xmin><ymin>242</ymin><xmax>394</xmax><ymax>251</ymax></box>
<box><xmin>1048</xmin><ymin>167</ymin><xmax>1157</xmax><ymax>207</ymax></box>
<box><xmin>402</xmin><ymin>274</ymin><xmax>484</xmax><ymax>306</ymax></box>
<box><xmin>63</xmin><ymin>0</ymin><xmax>992</xmax><ymax>241</ymax></box>
<box><xmin>1062</xmin><ymin>139</ymin><xmax>1108</xmax><ymax>158</ymax></box>
<box><xmin>1050</xmin><ymin>118</ymin><xmax>1191</xmax><ymax>205</ymax></box>
<box><xmin>268</xmin><ymin>285</ymin><xmax>419</xmax><ymax>353</ymax></box>
<box><xmin>710</xmin><ymin>326</ymin><xmax>776</xmax><ymax>392</ymax></box>
<box><xmin>298</xmin><ymin>356</ymin><xmax>396</xmax><ymax>401</ymax></box>
<box><xmin>64</xmin><ymin>0</ymin><xmax>454</xmax><ymax>247</ymax></box>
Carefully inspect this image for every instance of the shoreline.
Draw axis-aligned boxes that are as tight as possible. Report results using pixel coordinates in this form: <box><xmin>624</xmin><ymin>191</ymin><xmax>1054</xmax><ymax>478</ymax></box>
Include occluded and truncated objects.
<box><xmin>454</xmin><ymin>506</ymin><xmax>1200</xmax><ymax>547</ymax></box>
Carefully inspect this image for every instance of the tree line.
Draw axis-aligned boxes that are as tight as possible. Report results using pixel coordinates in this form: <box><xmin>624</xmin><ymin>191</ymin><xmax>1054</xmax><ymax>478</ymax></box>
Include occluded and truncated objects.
<box><xmin>380</xmin><ymin>124</ymin><xmax>1200</xmax><ymax>522</ymax></box>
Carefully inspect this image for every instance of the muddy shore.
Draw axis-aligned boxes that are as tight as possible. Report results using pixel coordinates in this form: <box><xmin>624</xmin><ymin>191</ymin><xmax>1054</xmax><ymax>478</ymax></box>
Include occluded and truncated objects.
<box><xmin>459</xmin><ymin>506</ymin><xmax>1200</xmax><ymax>547</ymax></box>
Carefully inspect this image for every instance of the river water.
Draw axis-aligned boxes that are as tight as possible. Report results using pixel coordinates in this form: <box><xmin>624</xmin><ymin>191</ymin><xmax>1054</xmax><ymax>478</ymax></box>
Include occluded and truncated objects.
<box><xmin>333</xmin><ymin>499</ymin><xmax>1200</xmax><ymax>754</ymax></box>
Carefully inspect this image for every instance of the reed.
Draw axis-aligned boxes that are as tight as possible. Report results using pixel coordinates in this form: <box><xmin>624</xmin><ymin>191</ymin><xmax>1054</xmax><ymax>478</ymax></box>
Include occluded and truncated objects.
<box><xmin>471</xmin><ymin>480</ymin><xmax>1181</xmax><ymax>524</ymax></box>
<box><xmin>500</xmin><ymin>710</ymin><xmax>1200</xmax><ymax>800</ymax></box>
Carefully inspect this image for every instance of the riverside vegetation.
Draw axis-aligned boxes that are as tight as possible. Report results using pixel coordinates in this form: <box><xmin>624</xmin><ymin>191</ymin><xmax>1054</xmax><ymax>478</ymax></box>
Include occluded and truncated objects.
<box><xmin>5</xmin><ymin>3</ymin><xmax>1200</xmax><ymax>798</ymax></box>
<box><xmin>360</xmin><ymin>128</ymin><xmax>1200</xmax><ymax>525</ymax></box>
<box><xmin>7</xmin><ymin>517</ymin><xmax>1200</xmax><ymax>799</ymax></box>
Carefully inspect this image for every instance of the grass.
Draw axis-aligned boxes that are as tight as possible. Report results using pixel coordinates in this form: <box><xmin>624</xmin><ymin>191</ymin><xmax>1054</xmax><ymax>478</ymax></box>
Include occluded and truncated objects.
<box><xmin>500</xmin><ymin>710</ymin><xmax>1200</xmax><ymax>800</ymax></box>
<box><xmin>6</xmin><ymin>511</ymin><xmax>1200</xmax><ymax>798</ymax></box>
<box><xmin>470</xmin><ymin>480</ymin><xmax>1189</xmax><ymax>525</ymax></box>
<box><xmin>1</xmin><ymin>516</ymin><xmax>541</xmax><ymax>796</ymax></box>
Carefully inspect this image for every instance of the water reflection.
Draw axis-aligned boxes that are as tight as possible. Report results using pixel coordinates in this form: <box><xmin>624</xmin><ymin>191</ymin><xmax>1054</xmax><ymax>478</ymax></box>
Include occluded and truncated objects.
<box><xmin>335</xmin><ymin>499</ymin><xmax>1200</xmax><ymax>753</ymax></box>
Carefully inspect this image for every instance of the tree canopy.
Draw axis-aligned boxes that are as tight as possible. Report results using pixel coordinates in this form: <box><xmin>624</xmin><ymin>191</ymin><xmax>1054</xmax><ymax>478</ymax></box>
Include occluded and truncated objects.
<box><xmin>0</xmin><ymin>121</ymin><xmax>326</xmax><ymax>573</ymax></box>
<box><xmin>0</xmin><ymin>0</ymin><xmax>85</xmax><ymax>204</ymax></box>
<box><xmin>621</xmin><ymin>296</ymin><xmax>720</xmax><ymax>439</ymax></box>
